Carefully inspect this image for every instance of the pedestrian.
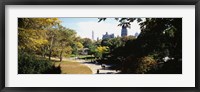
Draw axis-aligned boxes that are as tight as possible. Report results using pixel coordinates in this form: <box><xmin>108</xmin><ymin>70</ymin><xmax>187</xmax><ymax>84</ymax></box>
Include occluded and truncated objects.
<box><xmin>97</xmin><ymin>69</ymin><xmax>100</xmax><ymax>74</ymax></box>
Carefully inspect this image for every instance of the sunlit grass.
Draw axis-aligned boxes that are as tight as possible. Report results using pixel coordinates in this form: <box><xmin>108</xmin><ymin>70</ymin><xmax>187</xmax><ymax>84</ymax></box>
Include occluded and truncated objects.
<box><xmin>53</xmin><ymin>60</ymin><xmax>92</xmax><ymax>74</ymax></box>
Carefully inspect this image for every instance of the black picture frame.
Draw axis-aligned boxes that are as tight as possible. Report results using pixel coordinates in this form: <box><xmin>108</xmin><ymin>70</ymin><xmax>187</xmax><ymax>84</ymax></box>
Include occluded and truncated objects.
<box><xmin>0</xmin><ymin>0</ymin><xmax>199</xmax><ymax>92</ymax></box>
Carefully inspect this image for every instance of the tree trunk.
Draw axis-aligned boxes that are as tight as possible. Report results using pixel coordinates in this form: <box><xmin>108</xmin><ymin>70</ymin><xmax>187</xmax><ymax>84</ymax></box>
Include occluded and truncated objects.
<box><xmin>49</xmin><ymin>50</ymin><xmax>52</xmax><ymax>61</ymax></box>
<box><xmin>42</xmin><ymin>47</ymin><xmax>47</xmax><ymax>58</ymax></box>
<box><xmin>59</xmin><ymin>44</ymin><xmax>64</xmax><ymax>62</ymax></box>
<box><xmin>59</xmin><ymin>51</ymin><xmax>63</xmax><ymax>62</ymax></box>
<box><xmin>42</xmin><ymin>53</ymin><xmax>45</xmax><ymax>58</ymax></box>
<box><xmin>49</xmin><ymin>34</ymin><xmax>54</xmax><ymax>61</ymax></box>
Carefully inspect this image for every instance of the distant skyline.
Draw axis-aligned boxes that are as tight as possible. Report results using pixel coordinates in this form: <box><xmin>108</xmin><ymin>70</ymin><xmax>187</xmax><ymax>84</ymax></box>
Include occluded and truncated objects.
<box><xmin>60</xmin><ymin>18</ymin><xmax>141</xmax><ymax>40</ymax></box>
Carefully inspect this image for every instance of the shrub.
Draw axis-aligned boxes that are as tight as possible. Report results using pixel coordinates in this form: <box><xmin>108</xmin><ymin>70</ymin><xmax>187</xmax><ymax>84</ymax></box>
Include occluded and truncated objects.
<box><xmin>150</xmin><ymin>59</ymin><xmax>182</xmax><ymax>74</ymax></box>
<box><xmin>135</xmin><ymin>56</ymin><xmax>157</xmax><ymax>74</ymax></box>
<box><xmin>18</xmin><ymin>52</ymin><xmax>53</xmax><ymax>74</ymax></box>
<box><xmin>121</xmin><ymin>55</ymin><xmax>157</xmax><ymax>74</ymax></box>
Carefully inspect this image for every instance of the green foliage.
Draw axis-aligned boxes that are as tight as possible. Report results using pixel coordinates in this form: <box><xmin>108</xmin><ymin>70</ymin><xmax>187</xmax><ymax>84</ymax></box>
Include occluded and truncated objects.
<box><xmin>18</xmin><ymin>28</ymin><xmax>48</xmax><ymax>53</ymax></box>
<box><xmin>154</xmin><ymin>59</ymin><xmax>182</xmax><ymax>74</ymax></box>
<box><xmin>137</xmin><ymin>18</ymin><xmax>182</xmax><ymax>61</ymax></box>
<box><xmin>135</xmin><ymin>56</ymin><xmax>157</xmax><ymax>74</ymax></box>
<box><xmin>81</xmin><ymin>38</ymin><xmax>93</xmax><ymax>48</ymax></box>
<box><xmin>53</xmin><ymin>28</ymin><xmax>76</xmax><ymax>61</ymax></box>
<box><xmin>98</xmin><ymin>18</ymin><xmax>142</xmax><ymax>28</ymax></box>
<box><xmin>18</xmin><ymin>18</ymin><xmax>61</xmax><ymax>29</ymax></box>
<box><xmin>88</xmin><ymin>44</ymin><xmax>97</xmax><ymax>55</ymax></box>
<box><xmin>99</xmin><ymin>18</ymin><xmax>182</xmax><ymax>74</ymax></box>
<box><xmin>95</xmin><ymin>46</ymin><xmax>109</xmax><ymax>58</ymax></box>
<box><xmin>18</xmin><ymin>52</ymin><xmax>53</xmax><ymax>74</ymax></box>
<box><xmin>101</xmin><ymin>36</ymin><xmax>136</xmax><ymax>52</ymax></box>
<box><xmin>18</xmin><ymin>18</ymin><xmax>182</xmax><ymax>74</ymax></box>
<box><xmin>71</xmin><ymin>42</ymin><xmax>84</xmax><ymax>55</ymax></box>
<box><xmin>121</xmin><ymin>55</ymin><xmax>157</xmax><ymax>74</ymax></box>
<box><xmin>18</xmin><ymin>18</ymin><xmax>77</xmax><ymax>62</ymax></box>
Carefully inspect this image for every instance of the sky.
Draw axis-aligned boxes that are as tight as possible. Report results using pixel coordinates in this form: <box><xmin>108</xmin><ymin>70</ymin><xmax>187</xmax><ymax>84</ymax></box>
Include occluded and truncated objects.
<box><xmin>59</xmin><ymin>18</ymin><xmax>141</xmax><ymax>40</ymax></box>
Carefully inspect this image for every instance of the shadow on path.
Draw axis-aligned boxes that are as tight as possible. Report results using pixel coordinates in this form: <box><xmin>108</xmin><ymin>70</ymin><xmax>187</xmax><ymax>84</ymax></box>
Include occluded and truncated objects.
<box><xmin>73</xmin><ymin>58</ymin><xmax>121</xmax><ymax>74</ymax></box>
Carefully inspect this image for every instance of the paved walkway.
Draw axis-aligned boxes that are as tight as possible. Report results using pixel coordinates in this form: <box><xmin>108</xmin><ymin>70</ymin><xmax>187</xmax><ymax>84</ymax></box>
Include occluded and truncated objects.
<box><xmin>69</xmin><ymin>58</ymin><xmax>120</xmax><ymax>74</ymax></box>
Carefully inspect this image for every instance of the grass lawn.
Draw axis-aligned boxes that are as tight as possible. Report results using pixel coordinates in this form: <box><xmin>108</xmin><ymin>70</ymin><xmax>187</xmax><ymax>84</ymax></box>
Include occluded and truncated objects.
<box><xmin>53</xmin><ymin>60</ymin><xmax>92</xmax><ymax>74</ymax></box>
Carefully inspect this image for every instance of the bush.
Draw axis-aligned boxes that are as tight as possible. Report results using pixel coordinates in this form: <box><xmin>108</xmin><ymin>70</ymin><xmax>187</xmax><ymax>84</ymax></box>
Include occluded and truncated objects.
<box><xmin>121</xmin><ymin>55</ymin><xmax>157</xmax><ymax>74</ymax></box>
<box><xmin>150</xmin><ymin>59</ymin><xmax>182</xmax><ymax>74</ymax></box>
<box><xmin>18</xmin><ymin>52</ymin><xmax>54</xmax><ymax>74</ymax></box>
<box><xmin>135</xmin><ymin>56</ymin><xmax>157</xmax><ymax>74</ymax></box>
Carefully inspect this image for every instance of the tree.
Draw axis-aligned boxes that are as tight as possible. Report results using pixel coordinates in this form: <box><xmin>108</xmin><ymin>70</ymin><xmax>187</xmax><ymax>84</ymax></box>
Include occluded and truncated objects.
<box><xmin>100</xmin><ymin>36</ymin><xmax>136</xmax><ymax>52</ymax></box>
<box><xmin>137</xmin><ymin>18</ymin><xmax>182</xmax><ymax>73</ymax></box>
<box><xmin>98</xmin><ymin>18</ymin><xmax>142</xmax><ymax>37</ymax></box>
<box><xmin>18</xmin><ymin>28</ymin><xmax>48</xmax><ymax>54</ymax></box>
<box><xmin>137</xmin><ymin>18</ymin><xmax>182</xmax><ymax>61</ymax></box>
<box><xmin>72</xmin><ymin>42</ymin><xmax>84</xmax><ymax>56</ymax></box>
<box><xmin>18</xmin><ymin>18</ymin><xmax>61</xmax><ymax>59</ymax></box>
<box><xmin>124</xmin><ymin>18</ymin><xmax>182</xmax><ymax>73</ymax></box>
<box><xmin>98</xmin><ymin>18</ymin><xmax>182</xmax><ymax>74</ymax></box>
<box><xmin>88</xmin><ymin>44</ymin><xmax>97</xmax><ymax>55</ymax></box>
<box><xmin>18</xmin><ymin>18</ymin><xmax>77</xmax><ymax>62</ymax></box>
<box><xmin>98</xmin><ymin>18</ymin><xmax>142</xmax><ymax>25</ymax></box>
<box><xmin>95</xmin><ymin>46</ymin><xmax>109</xmax><ymax>59</ymax></box>
<box><xmin>54</xmin><ymin>26</ymin><xmax>76</xmax><ymax>62</ymax></box>
<box><xmin>18</xmin><ymin>18</ymin><xmax>63</xmax><ymax>74</ymax></box>
<box><xmin>18</xmin><ymin>18</ymin><xmax>61</xmax><ymax>30</ymax></box>
<box><xmin>81</xmin><ymin>38</ymin><xmax>93</xmax><ymax>48</ymax></box>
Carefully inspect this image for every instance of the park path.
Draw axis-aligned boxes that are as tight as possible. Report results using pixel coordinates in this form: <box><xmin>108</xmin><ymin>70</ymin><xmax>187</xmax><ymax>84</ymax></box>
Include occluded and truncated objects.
<box><xmin>64</xmin><ymin>57</ymin><xmax>120</xmax><ymax>74</ymax></box>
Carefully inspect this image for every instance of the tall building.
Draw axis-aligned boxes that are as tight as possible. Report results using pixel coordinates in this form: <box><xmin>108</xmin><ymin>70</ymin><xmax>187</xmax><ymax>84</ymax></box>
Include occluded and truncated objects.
<box><xmin>102</xmin><ymin>32</ymin><xmax>114</xmax><ymax>39</ymax></box>
<box><xmin>121</xmin><ymin>26</ymin><xmax>127</xmax><ymax>37</ymax></box>
<box><xmin>92</xmin><ymin>31</ymin><xmax>94</xmax><ymax>40</ymax></box>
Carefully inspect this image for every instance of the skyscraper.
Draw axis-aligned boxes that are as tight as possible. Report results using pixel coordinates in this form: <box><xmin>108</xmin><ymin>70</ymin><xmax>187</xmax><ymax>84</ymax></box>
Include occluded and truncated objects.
<box><xmin>102</xmin><ymin>32</ymin><xmax>114</xmax><ymax>39</ymax></box>
<box><xmin>92</xmin><ymin>31</ymin><xmax>94</xmax><ymax>40</ymax></box>
<box><xmin>121</xmin><ymin>26</ymin><xmax>128</xmax><ymax>37</ymax></box>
